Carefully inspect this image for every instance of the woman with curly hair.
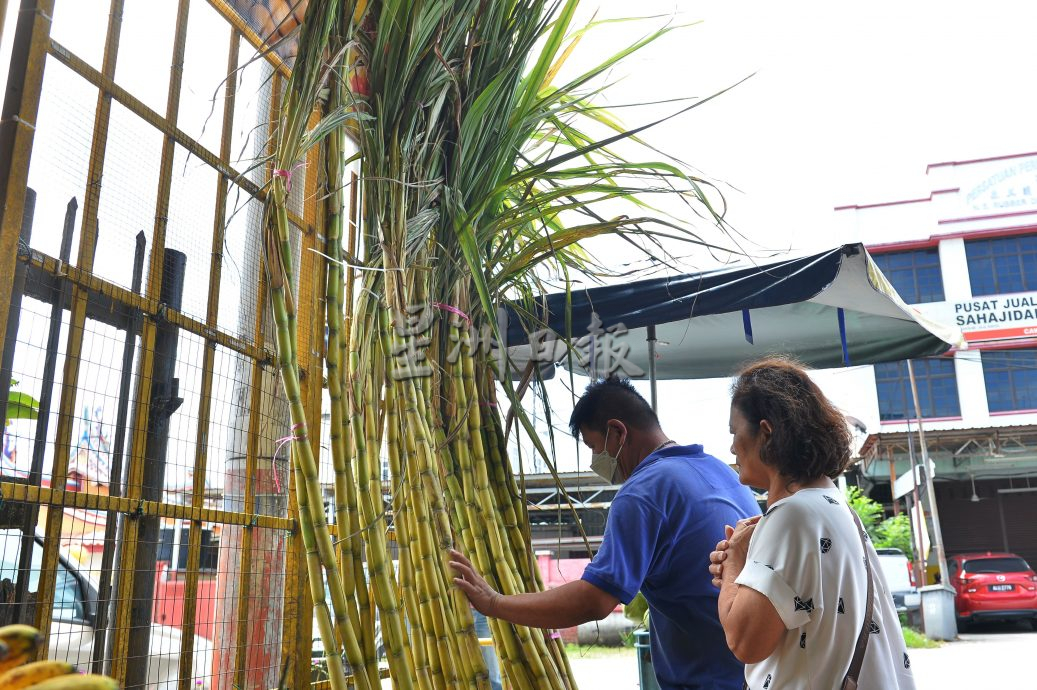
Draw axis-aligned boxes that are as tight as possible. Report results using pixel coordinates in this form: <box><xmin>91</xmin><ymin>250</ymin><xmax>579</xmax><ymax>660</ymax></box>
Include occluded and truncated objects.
<box><xmin>709</xmin><ymin>357</ymin><xmax>916</xmax><ymax>689</ymax></box>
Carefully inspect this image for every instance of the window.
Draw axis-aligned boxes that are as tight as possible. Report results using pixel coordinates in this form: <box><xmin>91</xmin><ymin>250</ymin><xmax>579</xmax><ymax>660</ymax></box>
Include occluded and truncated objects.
<box><xmin>963</xmin><ymin>557</ymin><xmax>1030</xmax><ymax>574</ymax></box>
<box><xmin>871</xmin><ymin>249</ymin><xmax>945</xmax><ymax>304</ymax></box>
<box><xmin>0</xmin><ymin>531</ymin><xmax>87</xmax><ymax>622</ymax></box>
<box><xmin>965</xmin><ymin>234</ymin><xmax>1037</xmax><ymax>296</ymax></box>
<box><xmin>982</xmin><ymin>349</ymin><xmax>1037</xmax><ymax>413</ymax></box>
<box><xmin>875</xmin><ymin>358</ymin><xmax>961</xmax><ymax>421</ymax></box>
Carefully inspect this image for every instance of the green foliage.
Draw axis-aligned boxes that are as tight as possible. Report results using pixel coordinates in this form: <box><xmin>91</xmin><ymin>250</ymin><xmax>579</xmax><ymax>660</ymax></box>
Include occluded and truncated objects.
<box><xmin>844</xmin><ymin>485</ymin><xmax>883</xmax><ymax>536</ymax></box>
<box><xmin>6</xmin><ymin>380</ymin><xmax>39</xmax><ymax>424</ymax></box>
<box><xmin>874</xmin><ymin>513</ymin><xmax>915</xmax><ymax>559</ymax></box>
<box><xmin>902</xmin><ymin>626</ymin><xmax>941</xmax><ymax>649</ymax></box>
<box><xmin>845</xmin><ymin>486</ymin><xmax>915</xmax><ymax>559</ymax></box>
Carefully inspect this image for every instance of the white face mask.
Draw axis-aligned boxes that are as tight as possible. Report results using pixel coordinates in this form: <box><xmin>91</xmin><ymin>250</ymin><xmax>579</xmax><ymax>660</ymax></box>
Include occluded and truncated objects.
<box><xmin>590</xmin><ymin>427</ymin><xmax>625</xmax><ymax>484</ymax></box>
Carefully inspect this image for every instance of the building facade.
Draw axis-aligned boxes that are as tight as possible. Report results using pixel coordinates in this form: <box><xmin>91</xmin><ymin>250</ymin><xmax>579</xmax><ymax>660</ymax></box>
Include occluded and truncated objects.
<box><xmin>836</xmin><ymin>152</ymin><xmax>1037</xmax><ymax>568</ymax></box>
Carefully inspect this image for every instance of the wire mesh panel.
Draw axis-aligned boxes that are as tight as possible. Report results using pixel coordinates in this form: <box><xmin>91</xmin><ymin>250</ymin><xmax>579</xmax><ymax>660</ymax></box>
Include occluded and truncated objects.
<box><xmin>0</xmin><ymin>0</ymin><xmax>324</xmax><ymax>688</ymax></box>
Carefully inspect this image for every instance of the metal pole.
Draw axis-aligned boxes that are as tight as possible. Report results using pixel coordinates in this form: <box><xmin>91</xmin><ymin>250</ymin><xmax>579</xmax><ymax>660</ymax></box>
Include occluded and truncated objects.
<box><xmin>2</xmin><ymin>189</ymin><xmax>36</xmax><ymax>627</ymax></box>
<box><xmin>0</xmin><ymin>0</ymin><xmax>9</xmax><ymax>52</ymax></box>
<box><xmin>905</xmin><ymin>420</ymin><xmax>926</xmax><ymax>589</ymax></box>
<box><xmin>0</xmin><ymin>189</ymin><xmax>35</xmax><ymax>439</ymax></box>
<box><xmin>93</xmin><ymin>230</ymin><xmax>145</xmax><ymax>673</ymax></box>
<box><xmin>887</xmin><ymin>447</ymin><xmax>900</xmax><ymax>517</ymax></box>
<box><xmin>14</xmin><ymin>193</ymin><xmax>73</xmax><ymax>624</ymax></box>
<box><xmin>905</xmin><ymin>359</ymin><xmax>950</xmax><ymax>587</ymax></box>
<box><xmin>647</xmin><ymin>324</ymin><xmax>658</xmax><ymax>413</ymax></box>
<box><xmin>123</xmin><ymin>248</ymin><xmax>186</xmax><ymax>689</ymax></box>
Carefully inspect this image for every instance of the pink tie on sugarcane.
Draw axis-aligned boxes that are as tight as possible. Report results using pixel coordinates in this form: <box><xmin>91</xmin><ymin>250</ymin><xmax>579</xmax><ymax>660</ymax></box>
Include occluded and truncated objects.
<box><xmin>272</xmin><ymin>423</ymin><xmax>303</xmax><ymax>494</ymax></box>
<box><xmin>272</xmin><ymin>162</ymin><xmax>307</xmax><ymax>193</ymax></box>
<box><xmin>432</xmin><ymin>302</ymin><xmax>471</xmax><ymax>324</ymax></box>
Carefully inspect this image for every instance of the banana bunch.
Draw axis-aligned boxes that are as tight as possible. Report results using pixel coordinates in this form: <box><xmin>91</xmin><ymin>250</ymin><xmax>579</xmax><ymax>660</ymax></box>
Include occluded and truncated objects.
<box><xmin>0</xmin><ymin>625</ymin><xmax>118</xmax><ymax>689</ymax></box>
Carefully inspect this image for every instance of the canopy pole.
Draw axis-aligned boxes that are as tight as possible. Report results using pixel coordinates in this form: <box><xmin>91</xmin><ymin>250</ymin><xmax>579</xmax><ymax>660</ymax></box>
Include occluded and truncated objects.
<box><xmin>906</xmin><ymin>359</ymin><xmax>950</xmax><ymax>587</ymax></box>
<box><xmin>647</xmin><ymin>324</ymin><xmax>658</xmax><ymax>412</ymax></box>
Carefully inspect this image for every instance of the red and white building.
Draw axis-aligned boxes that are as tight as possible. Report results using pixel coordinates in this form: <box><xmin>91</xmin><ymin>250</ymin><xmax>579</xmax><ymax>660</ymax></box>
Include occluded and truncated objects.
<box><xmin>836</xmin><ymin>152</ymin><xmax>1037</xmax><ymax>569</ymax></box>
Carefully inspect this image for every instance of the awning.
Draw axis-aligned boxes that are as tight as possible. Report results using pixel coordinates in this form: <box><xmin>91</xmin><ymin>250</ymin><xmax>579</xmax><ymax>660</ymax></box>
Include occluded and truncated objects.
<box><xmin>502</xmin><ymin>244</ymin><xmax>964</xmax><ymax>380</ymax></box>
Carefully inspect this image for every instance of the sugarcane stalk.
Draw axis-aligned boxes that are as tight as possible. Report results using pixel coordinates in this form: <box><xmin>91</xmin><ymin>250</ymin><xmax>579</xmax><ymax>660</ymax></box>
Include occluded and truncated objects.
<box><xmin>409</xmin><ymin>386</ymin><xmax>488</xmax><ymax>690</ymax></box>
<box><xmin>268</xmin><ymin>194</ymin><xmax>372</xmax><ymax>690</ymax></box>
<box><xmin>324</xmin><ymin>66</ymin><xmax>383</xmax><ymax>690</ymax></box>
<box><xmin>294</xmin><ymin>450</ymin><xmax>348</xmax><ymax>690</ymax></box>
<box><xmin>387</xmin><ymin>382</ymin><xmax>436</xmax><ymax>690</ymax></box>
<box><xmin>351</xmin><ymin>299</ymin><xmax>415</xmax><ymax>690</ymax></box>
<box><xmin>400</xmin><ymin>375</ymin><xmax>487</xmax><ymax>689</ymax></box>
<box><xmin>441</xmin><ymin>337</ymin><xmax>550</xmax><ymax>689</ymax></box>
<box><xmin>391</xmin><ymin>380</ymin><xmax>446</xmax><ymax>688</ymax></box>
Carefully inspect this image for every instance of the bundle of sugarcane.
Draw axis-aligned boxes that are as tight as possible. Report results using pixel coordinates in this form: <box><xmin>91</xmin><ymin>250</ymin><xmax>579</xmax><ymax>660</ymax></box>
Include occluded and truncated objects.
<box><xmin>260</xmin><ymin>1</ymin><xmax>731</xmax><ymax>689</ymax></box>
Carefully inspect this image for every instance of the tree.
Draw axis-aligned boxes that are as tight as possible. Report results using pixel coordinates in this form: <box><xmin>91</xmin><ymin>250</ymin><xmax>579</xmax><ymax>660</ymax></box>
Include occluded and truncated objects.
<box><xmin>845</xmin><ymin>485</ymin><xmax>914</xmax><ymax>559</ymax></box>
<box><xmin>873</xmin><ymin>514</ymin><xmax>915</xmax><ymax>560</ymax></box>
<box><xmin>844</xmin><ymin>485</ymin><xmax>883</xmax><ymax>537</ymax></box>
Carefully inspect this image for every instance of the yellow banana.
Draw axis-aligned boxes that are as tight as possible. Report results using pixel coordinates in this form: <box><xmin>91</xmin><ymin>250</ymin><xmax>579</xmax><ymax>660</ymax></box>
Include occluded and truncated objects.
<box><xmin>21</xmin><ymin>673</ymin><xmax>119</xmax><ymax>690</ymax></box>
<box><xmin>0</xmin><ymin>652</ymin><xmax>30</xmax><ymax>674</ymax></box>
<box><xmin>0</xmin><ymin>659</ymin><xmax>76</xmax><ymax>689</ymax></box>
<box><xmin>0</xmin><ymin>624</ymin><xmax>43</xmax><ymax>656</ymax></box>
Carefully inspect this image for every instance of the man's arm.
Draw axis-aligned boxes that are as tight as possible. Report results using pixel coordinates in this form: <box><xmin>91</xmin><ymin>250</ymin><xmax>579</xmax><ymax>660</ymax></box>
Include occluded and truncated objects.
<box><xmin>450</xmin><ymin>549</ymin><xmax>619</xmax><ymax>629</ymax></box>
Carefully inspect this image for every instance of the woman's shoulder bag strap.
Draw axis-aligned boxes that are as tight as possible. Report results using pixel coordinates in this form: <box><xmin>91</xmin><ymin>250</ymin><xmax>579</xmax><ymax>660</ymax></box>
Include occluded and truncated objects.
<box><xmin>842</xmin><ymin>507</ymin><xmax>876</xmax><ymax>690</ymax></box>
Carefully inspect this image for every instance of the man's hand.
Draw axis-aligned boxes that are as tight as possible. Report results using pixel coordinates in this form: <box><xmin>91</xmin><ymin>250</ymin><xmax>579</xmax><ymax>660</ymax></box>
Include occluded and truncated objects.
<box><xmin>709</xmin><ymin>516</ymin><xmax>761</xmax><ymax>588</ymax></box>
<box><xmin>450</xmin><ymin>548</ymin><xmax>501</xmax><ymax>616</ymax></box>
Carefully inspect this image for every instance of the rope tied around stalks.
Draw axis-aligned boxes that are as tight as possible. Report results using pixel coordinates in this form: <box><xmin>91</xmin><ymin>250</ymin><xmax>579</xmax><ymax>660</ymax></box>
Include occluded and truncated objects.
<box><xmin>272</xmin><ymin>423</ymin><xmax>304</xmax><ymax>494</ymax></box>
<box><xmin>432</xmin><ymin>302</ymin><xmax>471</xmax><ymax>324</ymax></box>
<box><xmin>272</xmin><ymin>162</ymin><xmax>307</xmax><ymax>193</ymax></box>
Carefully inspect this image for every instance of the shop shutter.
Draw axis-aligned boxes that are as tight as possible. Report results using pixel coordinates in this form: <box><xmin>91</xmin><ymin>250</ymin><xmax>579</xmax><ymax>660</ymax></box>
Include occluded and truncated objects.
<box><xmin>1001</xmin><ymin>492</ymin><xmax>1037</xmax><ymax>567</ymax></box>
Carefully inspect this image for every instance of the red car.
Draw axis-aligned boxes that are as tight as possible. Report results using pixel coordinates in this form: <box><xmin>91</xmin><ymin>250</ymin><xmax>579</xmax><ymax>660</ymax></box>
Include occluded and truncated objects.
<box><xmin>948</xmin><ymin>552</ymin><xmax>1037</xmax><ymax>630</ymax></box>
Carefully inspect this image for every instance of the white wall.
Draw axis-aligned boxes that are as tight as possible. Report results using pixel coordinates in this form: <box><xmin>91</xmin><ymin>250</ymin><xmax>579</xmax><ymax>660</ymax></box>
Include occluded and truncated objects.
<box><xmin>835</xmin><ymin>153</ymin><xmax>1037</xmax><ymax>436</ymax></box>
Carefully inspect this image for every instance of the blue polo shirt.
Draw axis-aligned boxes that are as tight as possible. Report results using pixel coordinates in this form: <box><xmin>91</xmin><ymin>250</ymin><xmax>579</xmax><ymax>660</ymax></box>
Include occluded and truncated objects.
<box><xmin>581</xmin><ymin>444</ymin><xmax>761</xmax><ymax>690</ymax></box>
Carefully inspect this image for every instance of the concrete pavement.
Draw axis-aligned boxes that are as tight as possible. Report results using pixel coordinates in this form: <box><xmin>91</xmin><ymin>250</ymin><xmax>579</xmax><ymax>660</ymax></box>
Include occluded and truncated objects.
<box><xmin>566</xmin><ymin>620</ymin><xmax>1035</xmax><ymax>688</ymax></box>
<box><xmin>908</xmin><ymin>620</ymin><xmax>1034</xmax><ymax>689</ymax></box>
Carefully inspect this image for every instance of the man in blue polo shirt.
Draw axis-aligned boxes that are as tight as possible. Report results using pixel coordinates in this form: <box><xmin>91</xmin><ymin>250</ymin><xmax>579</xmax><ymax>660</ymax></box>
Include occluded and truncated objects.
<box><xmin>450</xmin><ymin>377</ymin><xmax>761</xmax><ymax>689</ymax></box>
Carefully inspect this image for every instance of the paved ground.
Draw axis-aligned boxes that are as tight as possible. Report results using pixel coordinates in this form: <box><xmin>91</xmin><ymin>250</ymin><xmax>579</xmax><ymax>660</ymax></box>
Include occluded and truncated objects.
<box><xmin>569</xmin><ymin>649</ymin><xmax>640</xmax><ymax>690</ymax></box>
<box><xmin>908</xmin><ymin>620</ymin><xmax>1033</xmax><ymax>688</ymax></box>
<box><xmin>566</xmin><ymin>620</ymin><xmax>1035</xmax><ymax>688</ymax></box>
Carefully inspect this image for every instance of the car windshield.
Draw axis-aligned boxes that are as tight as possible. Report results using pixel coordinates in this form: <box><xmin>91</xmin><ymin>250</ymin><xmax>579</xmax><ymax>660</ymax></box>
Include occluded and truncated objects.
<box><xmin>963</xmin><ymin>557</ymin><xmax>1031</xmax><ymax>574</ymax></box>
<box><xmin>0</xmin><ymin>530</ymin><xmax>86</xmax><ymax>620</ymax></box>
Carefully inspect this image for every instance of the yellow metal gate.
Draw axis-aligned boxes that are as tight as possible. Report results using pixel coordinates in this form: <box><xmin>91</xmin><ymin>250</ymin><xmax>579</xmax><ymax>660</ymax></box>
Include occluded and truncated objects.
<box><xmin>0</xmin><ymin>1</ymin><xmax>342</xmax><ymax>687</ymax></box>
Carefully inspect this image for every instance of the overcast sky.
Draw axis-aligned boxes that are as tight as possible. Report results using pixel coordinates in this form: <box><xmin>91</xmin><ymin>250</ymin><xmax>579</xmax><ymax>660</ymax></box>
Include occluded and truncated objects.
<box><xmin>2</xmin><ymin>0</ymin><xmax>1035</xmax><ymax>474</ymax></box>
<box><xmin>522</xmin><ymin>0</ymin><xmax>1037</xmax><ymax>472</ymax></box>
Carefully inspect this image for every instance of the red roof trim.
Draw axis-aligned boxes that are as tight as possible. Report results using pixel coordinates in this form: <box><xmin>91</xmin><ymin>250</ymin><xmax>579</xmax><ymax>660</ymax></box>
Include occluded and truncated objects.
<box><xmin>879</xmin><ymin>416</ymin><xmax>963</xmax><ymax>426</ymax></box>
<box><xmin>938</xmin><ymin>208</ymin><xmax>1037</xmax><ymax>225</ymax></box>
<box><xmin>927</xmin><ymin>151</ymin><xmax>1037</xmax><ymax>172</ymax></box>
<box><xmin>990</xmin><ymin>408</ymin><xmax>1037</xmax><ymax>417</ymax></box>
<box><xmin>968</xmin><ymin>338</ymin><xmax>1037</xmax><ymax>352</ymax></box>
<box><xmin>834</xmin><ymin>188</ymin><xmax>958</xmax><ymax>212</ymax></box>
<box><xmin>866</xmin><ymin>224</ymin><xmax>1037</xmax><ymax>254</ymax></box>
<box><xmin>867</xmin><ymin>238</ymin><xmax>939</xmax><ymax>254</ymax></box>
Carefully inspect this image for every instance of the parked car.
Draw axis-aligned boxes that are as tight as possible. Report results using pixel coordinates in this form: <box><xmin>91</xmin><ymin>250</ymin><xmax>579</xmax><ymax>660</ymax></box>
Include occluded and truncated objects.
<box><xmin>0</xmin><ymin>530</ymin><xmax>213</xmax><ymax>689</ymax></box>
<box><xmin>947</xmin><ymin>551</ymin><xmax>1037</xmax><ymax>630</ymax></box>
<box><xmin>875</xmin><ymin>547</ymin><xmax>921</xmax><ymax>614</ymax></box>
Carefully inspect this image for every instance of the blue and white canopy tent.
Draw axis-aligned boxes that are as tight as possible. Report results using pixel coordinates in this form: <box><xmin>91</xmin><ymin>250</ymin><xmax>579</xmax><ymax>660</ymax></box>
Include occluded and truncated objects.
<box><xmin>502</xmin><ymin>243</ymin><xmax>964</xmax><ymax>394</ymax></box>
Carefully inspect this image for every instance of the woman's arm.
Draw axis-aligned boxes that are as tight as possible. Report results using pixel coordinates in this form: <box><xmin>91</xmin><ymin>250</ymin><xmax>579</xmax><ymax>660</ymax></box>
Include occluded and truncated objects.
<box><xmin>717</xmin><ymin>521</ymin><xmax>787</xmax><ymax>664</ymax></box>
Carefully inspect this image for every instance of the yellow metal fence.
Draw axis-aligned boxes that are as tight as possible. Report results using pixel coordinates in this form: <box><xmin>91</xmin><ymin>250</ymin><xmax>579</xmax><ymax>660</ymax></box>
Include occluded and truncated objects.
<box><xmin>0</xmin><ymin>1</ymin><xmax>340</xmax><ymax>687</ymax></box>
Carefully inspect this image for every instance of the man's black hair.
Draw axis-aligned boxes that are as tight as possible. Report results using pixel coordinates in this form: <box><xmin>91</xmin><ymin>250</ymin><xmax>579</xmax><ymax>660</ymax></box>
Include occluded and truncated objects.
<box><xmin>568</xmin><ymin>376</ymin><xmax>661</xmax><ymax>440</ymax></box>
